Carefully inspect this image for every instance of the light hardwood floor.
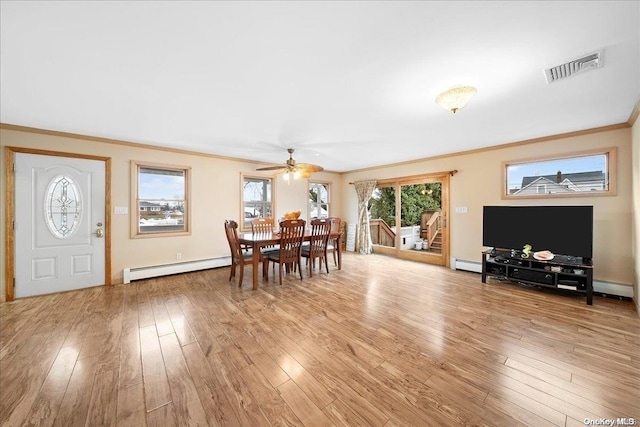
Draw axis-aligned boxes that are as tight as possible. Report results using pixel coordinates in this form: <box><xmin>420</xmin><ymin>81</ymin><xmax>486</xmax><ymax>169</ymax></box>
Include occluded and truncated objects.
<box><xmin>1</xmin><ymin>253</ymin><xmax>639</xmax><ymax>426</ymax></box>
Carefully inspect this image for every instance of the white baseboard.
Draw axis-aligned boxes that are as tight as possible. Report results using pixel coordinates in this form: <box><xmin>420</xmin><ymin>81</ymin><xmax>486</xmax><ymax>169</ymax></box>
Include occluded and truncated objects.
<box><xmin>593</xmin><ymin>280</ymin><xmax>634</xmax><ymax>298</ymax></box>
<box><xmin>451</xmin><ymin>258</ymin><xmax>634</xmax><ymax>299</ymax></box>
<box><xmin>451</xmin><ymin>258</ymin><xmax>482</xmax><ymax>273</ymax></box>
<box><xmin>123</xmin><ymin>256</ymin><xmax>231</xmax><ymax>284</ymax></box>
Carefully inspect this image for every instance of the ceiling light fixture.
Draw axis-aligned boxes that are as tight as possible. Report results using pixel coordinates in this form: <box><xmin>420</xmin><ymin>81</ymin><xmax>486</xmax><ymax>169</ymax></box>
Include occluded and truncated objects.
<box><xmin>435</xmin><ymin>86</ymin><xmax>477</xmax><ymax>113</ymax></box>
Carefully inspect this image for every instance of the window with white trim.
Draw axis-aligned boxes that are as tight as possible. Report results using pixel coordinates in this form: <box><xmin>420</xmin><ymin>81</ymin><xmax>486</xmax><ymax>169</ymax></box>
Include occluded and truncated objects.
<box><xmin>242</xmin><ymin>175</ymin><xmax>274</xmax><ymax>230</ymax></box>
<box><xmin>503</xmin><ymin>148</ymin><xmax>616</xmax><ymax>199</ymax></box>
<box><xmin>309</xmin><ymin>182</ymin><xmax>330</xmax><ymax>219</ymax></box>
<box><xmin>132</xmin><ymin>162</ymin><xmax>190</xmax><ymax>237</ymax></box>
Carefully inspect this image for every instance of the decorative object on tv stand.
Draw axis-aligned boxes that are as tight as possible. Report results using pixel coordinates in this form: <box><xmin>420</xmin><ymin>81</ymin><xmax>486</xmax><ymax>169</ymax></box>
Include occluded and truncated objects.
<box><xmin>533</xmin><ymin>250</ymin><xmax>554</xmax><ymax>261</ymax></box>
<box><xmin>521</xmin><ymin>244</ymin><xmax>532</xmax><ymax>259</ymax></box>
<box><xmin>435</xmin><ymin>85</ymin><xmax>477</xmax><ymax>113</ymax></box>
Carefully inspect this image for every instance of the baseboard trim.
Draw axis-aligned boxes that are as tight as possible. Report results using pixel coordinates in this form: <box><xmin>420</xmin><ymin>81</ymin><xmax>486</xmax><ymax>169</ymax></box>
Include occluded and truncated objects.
<box><xmin>123</xmin><ymin>256</ymin><xmax>231</xmax><ymax>284</ymax></box>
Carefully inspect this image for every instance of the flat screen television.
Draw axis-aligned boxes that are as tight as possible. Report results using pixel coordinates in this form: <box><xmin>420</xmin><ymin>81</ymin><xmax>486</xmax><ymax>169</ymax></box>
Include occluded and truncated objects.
<box><xmin>482</xmin><ymin>205</ymin><xmax>593</xmax><ymax>258</ymax></box>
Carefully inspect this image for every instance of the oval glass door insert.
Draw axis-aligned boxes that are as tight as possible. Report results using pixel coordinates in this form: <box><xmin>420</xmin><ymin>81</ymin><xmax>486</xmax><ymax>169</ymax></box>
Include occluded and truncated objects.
<box><xmin>45</xmin><ymin>175</ymin><xmax>82</xmax><ymax>238</ymax></box>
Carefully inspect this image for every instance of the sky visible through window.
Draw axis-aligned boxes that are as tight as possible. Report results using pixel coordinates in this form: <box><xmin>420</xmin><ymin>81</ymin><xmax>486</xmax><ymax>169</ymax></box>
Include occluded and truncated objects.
<box><xmin>507</xmin><ymin>154</ymin><xmax>606</xmax><ymax>191</ymax></box>
<box><xmin>139</xmin><ymin>171</ymin><xmax>184</xmax><ymax>200</ymax></box>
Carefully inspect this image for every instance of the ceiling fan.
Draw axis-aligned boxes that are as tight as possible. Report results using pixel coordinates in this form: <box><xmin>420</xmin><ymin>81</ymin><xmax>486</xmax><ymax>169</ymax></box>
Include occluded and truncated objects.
<box><xmin>256</xmin><ymin>148</ymin><xmax>324</xmax><ymax>179</ymax></box>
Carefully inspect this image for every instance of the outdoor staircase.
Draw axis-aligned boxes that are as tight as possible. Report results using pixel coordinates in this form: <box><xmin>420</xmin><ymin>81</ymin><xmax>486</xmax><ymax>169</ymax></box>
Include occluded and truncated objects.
<box><xmin>429</xmin><ymin>231</ymin><xmax>442</xmax><ymax>252</ymax></box>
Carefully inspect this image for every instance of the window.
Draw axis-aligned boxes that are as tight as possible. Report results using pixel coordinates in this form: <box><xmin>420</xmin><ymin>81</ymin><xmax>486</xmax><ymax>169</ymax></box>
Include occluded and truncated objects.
<box><xmin>131</xmin><ymin>161</ymin><xmax>190</xmax><ymax>237</ymax></box>
<box><xmin>242</xmin><ymin>175</ymin><xmax>273</xmax><ymax>230</ymax></box>
<box><xmin>309</xmin><ymin>182</ymin><xmax>330</xmax><ymax>219</ymax></box>
<box><xmin>503</xmin><ymin>148</ymin><xmax>616</xmax><ymax>199</ymax></box>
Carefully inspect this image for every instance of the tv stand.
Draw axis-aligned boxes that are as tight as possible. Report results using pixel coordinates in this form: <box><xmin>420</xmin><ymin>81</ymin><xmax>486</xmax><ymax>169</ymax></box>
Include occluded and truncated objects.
<box><xmin>481</xmin><ymin>249</ymin><xmax>593</xmax><ymax>305</ymax></box>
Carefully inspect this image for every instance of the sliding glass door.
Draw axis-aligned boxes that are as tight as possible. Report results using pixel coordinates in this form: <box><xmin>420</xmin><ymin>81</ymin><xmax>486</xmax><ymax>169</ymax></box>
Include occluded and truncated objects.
<box><xmin>370</xmin><ymin>173</ymin><xmax>450</xmax><ymax>266</ymax></box>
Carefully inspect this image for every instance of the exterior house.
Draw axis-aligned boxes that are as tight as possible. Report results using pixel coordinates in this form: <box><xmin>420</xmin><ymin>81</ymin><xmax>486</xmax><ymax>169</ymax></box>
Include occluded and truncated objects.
<box><xmin>138</xmin><ymin>201</ymin><xmax>162</xmax><ymax>212</ymax></box>
<box><xmin>514</xmin><ymin>171</ymin><xmax>607</xmax><ymax>195</ymax></box>
<box><xmin>138</xmin><ymin>201</ymin><xmax>164</xmax><ymax>220</ymax></box>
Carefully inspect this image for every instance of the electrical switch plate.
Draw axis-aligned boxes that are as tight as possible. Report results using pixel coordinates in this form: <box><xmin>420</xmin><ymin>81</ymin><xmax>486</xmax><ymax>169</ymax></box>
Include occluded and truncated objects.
<box><xmin>115</xmin><ymin>206</ymin><xmax>128</xmax><ymax>215</ymax></box>
<box><xmin>455</xmin><ymin>206</ymin><xmax>468</xmax><ymax>214</ymax></box>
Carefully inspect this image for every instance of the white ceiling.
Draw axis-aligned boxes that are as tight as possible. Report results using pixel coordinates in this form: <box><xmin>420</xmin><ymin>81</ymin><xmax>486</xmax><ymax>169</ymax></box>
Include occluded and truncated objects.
<box><xmin>1</xmin><ymin>1</ymin><xmax>639</xmax><ymax>172</ymax></box>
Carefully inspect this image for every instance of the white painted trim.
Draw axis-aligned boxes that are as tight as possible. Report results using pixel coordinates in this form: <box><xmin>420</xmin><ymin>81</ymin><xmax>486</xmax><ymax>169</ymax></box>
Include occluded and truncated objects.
<box><xmin>123</xmin><ymin>256</ymin><xmax>231</xmax><ymax>284</ymax></box>
<box><xmin>451</xmin><ymin>258</ymin><xmax>482</xmax><ymax>273</ymax></box>
<box><xmin>593</xmin><ymin>280</ymin><xmax>634</xmax><ymax>298</ymax></box>
<box><xmin>451</xmin><ymin>258</ymin><xmax>633</xmax><ymax>298</ymax></box>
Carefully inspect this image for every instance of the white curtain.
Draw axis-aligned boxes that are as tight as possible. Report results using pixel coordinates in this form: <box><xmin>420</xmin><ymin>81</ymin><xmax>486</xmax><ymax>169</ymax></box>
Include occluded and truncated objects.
<box><xmin>353</xmin><ymin>180</ymin><xmax>377</xmax><ymax>254</ymax></box>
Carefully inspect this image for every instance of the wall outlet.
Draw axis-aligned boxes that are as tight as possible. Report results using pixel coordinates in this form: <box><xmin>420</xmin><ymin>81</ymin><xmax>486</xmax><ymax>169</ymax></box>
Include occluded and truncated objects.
<box><xmin>176</xmin><ymin>253</ymin><xmax>182</xmax><ymax>260</ymax></box>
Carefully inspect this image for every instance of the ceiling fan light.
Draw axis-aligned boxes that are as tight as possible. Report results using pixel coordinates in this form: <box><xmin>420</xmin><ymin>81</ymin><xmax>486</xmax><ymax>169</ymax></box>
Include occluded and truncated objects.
<box><xmin>283</xmin><ymin>172</ymin><xmax>290</xmax><ymax>181</ymax></box>
<box><xmin>435</xmin><ymin>86</ymin><xmax>477</xmax><ymax>113</ymax></box>
<box><xmin>293</xmin><ymin>170</ymin><xmax>301</xmax><ymax>179</ymax></box>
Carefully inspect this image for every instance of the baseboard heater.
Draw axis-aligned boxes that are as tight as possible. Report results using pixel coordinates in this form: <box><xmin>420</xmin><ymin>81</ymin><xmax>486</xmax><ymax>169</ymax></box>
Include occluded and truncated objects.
<box><xmin>123</xmin><ymin>256</ymin><xmax>231</xmax><ymax>284</ymax></box>
<box><xmin>452</xmin><ymin>258</ymin><xmax>633</xmax><ymax>298</ymax></box>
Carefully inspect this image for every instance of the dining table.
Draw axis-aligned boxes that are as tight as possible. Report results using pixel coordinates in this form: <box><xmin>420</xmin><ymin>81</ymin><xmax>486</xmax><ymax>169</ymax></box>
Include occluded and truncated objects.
<box><xmin>238</xmin><ymin>230</ymin><xmax>342</xmax><ymax>290</ymax></box>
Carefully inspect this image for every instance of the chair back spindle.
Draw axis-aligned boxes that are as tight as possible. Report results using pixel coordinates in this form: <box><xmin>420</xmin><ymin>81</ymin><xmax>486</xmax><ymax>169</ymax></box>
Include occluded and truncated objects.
<box><xmin>302</xmin><ymin>218</ymin><xmax>331</xmax><ymax>276</ymax></box>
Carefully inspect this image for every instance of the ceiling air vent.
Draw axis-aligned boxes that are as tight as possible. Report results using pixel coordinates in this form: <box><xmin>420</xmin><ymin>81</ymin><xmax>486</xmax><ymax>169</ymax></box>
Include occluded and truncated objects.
<box><xmin>544</xmin><ymin>50</ymin><xmax>604</xmax><ymax>84</ymax></box>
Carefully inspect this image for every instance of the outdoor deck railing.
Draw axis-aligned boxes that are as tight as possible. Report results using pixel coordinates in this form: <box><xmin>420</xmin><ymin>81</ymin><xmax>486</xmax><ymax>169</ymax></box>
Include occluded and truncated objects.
<box><xmin>370</xmin><ymin>218</ymin><xmax>395</xmax><ymax>247</ymax></box>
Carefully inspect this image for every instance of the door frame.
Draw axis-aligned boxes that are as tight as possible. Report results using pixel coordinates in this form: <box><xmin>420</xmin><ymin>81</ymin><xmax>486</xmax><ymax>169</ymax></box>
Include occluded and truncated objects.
<box><xmin>372</xmin><ymin>171</ymin><xmax>452</xmax><ymax>267</ymax></box>
<box><xmin>4</xmin><ymin>146</ymin><xmax>112</xmax><ymax>302</ymax></box>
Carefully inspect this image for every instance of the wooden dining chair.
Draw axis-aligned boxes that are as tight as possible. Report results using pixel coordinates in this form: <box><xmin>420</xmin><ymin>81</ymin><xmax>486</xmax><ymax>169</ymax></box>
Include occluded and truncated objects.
<box><xmin>251</xmin><ymin>217</ymin><xmax>279</xmax><ymax>269</ymax></box>
<box><xmin>224</xmin><ymin>219</ymin><xmax>254</xmax><ymax>287</ymax></box>
<box><xmin>327</xmin><ymin>217</ymin><xmax>342</xmax><ymax>268</ymax></box>
<box><xmin>251</xmin><ymin>217</ymin><xmax>275</xmax><ymax>234</ymax></box>
<box><xmin>264</xmin><ymin>219</ymin><xmax>306</xmax><ymax>285</ymax></box>
<box><xmin>301</xmin><ymin>218</ymin><xmax>330</xmax><ymax>277</ymax></box>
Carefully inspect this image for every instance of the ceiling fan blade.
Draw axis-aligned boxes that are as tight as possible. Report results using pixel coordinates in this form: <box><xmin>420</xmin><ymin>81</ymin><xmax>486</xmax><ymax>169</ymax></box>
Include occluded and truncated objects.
<box><xmin>256</xmin><ymin>165</ymin><xmax>287</xmax><ymax>171</ymax></box>
<box><xmin>297</xmin><ymin>163</ymin><xmax>324</xmax><ymax>173</ymax></box>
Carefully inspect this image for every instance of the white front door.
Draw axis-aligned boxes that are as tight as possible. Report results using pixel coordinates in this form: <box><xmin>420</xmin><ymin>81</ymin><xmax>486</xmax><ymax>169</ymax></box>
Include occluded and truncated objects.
<box><xmin>14</xmin><ymin>153</ymin><xmax>106</xmax><ymax>298</ymax></box>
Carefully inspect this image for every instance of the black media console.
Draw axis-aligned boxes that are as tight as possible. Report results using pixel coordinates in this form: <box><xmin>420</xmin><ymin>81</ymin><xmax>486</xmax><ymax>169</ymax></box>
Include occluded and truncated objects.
<box><xmin>481</xmin><ymin>249</ymin><xmax>593</xmax><ymax>305</ymax></box>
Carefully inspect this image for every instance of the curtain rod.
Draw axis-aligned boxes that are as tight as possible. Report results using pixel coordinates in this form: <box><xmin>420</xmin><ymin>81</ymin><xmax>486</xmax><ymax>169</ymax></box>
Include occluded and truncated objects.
<box><xmin>348</xmin><ymin>169</ymin><xmax>458</xmax><ymax>184</ymax></box>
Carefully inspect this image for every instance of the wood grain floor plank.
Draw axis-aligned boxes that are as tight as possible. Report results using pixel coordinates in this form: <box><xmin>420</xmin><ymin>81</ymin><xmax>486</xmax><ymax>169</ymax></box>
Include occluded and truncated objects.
<box><xmin>52</xmin><ymin>355</ymin><xmax>99</xmax><ymax>427</ymax></box>
<box><xmin>146</xmin><ymin>403</ymin><xmax>177</xmax><ymax>427</ymax></box>
<box><xmin>164</xmin><ymin>298</ymin><xmax>197</xmax><ymax>346</ymax></box>
<box><xmin>181</xmin><ymin>341</ymin><xmax>244</xmax><ymax>427</ymax></box>
<box><xmin>23</xmin><ymin>346</ymin><xmax>79</xmax><ymax>427</ymax></box>
<box><xmin>484</xmin><ymin>392</ymin><xmax>559</xmax><ymax>427</ymax></box>
<box><xmin>1</xmin><ymin>338</ymin><xmax>63</xmax><ymax>426</ymax></box>
<box><xmin>242</xmin><ymin>364</ymin><xmax>306</xmax><ymax>427</ymax></box>
<box><xmin>158</xmin><ymin>333</ymin><xmax>208</xmax><ymax>426</ymax></box>
<box><xmin>277</xmin><ymin>379</ymin><xmax>333</xmax><ymax>427</ymax></box>
<box><xmin>206</xmin><ymin>350</ymin><xmax>273</xmax><ymax>426</ymax></box>
<box><xmin>248</xmin><ymin>350</ymin><xmax>290</xmax><ymax>388</ymax></box>
<box><xmin>139</xmin><ymin>324</ymin><xmax>172</xmax><ymax>411</ymax></box>
<box><xmin>84</xmin><ymin>366</ymin><xmax>119</xmax><ymax>427</ymax></box>
<box><xmin>1</xmin><ymin>253</ymin><xmax>638</xmax><ymax>426</ymax></box>
<box><xmin>116</xmin><ymin>382</ymin><xmax>147</xmax><ymax>427</ymax></box>
<box><xmin>321</xmin><ymin>398</ymin><xmax>375</xmax><ymax>427</ymax></box>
